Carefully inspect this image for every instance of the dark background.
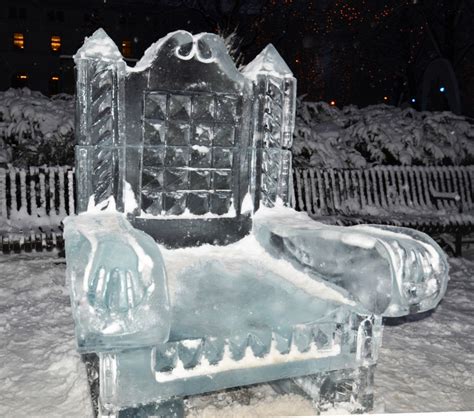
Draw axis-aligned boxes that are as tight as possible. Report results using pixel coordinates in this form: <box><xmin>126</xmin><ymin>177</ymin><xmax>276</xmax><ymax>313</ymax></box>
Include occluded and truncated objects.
<box><xmin>1</xmin><ymin>0</ymin><xmax>473</xmax><ymax>116</ymax></box>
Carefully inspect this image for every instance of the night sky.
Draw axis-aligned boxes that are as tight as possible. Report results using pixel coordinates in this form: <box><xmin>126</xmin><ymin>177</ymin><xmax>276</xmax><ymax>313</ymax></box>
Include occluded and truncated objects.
<box><xmin>131</xmin><ymin>0</ymin><xmax>474</xmax><ymax>116</ymax></box>
<box><xmin>3</xmin><ymin>0</ymin><xmax>474</xmax><ymax>116</ymax></box>
<box><xmin>231</xmin><ymin>0</ymin><xmax>474</xmax><ymax>116</ymax></box>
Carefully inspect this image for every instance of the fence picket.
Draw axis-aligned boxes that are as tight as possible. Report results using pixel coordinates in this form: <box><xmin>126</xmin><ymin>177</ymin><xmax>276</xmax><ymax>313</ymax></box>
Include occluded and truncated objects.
<box><xmin>2</xmin><ymin>164</ymin><xmax>474</xmax><ymax>253</ymax></box>
<box><xmin>0</xmin><ymin>166</ymin><xmax>75</xmax><ymax>252</ymax></box>
<box><xmin>29</xmin><ymin>167</ymin><xmax>37</xmax><ymax>216</ymax></box>
<box><xmin>68</xmin><ymin>170</ymin><xmax>75</xmax><ymax>215</ymax></box>
<box><xmin>0</xmin><ymin>169</ymin><xmax>6</xmax><ymax>218</ymax></box>
<box><xmin>9</xmin><ymin>168</ymin><xmax>17</xmax><ymax>215</ymax></box>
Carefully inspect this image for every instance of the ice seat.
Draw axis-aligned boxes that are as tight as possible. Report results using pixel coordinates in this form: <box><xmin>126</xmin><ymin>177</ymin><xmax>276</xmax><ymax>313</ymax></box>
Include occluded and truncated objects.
<box><xmin>163</xmin><ymin>235</ymin><xmax>355</xmax><ymax>343</ymax></box>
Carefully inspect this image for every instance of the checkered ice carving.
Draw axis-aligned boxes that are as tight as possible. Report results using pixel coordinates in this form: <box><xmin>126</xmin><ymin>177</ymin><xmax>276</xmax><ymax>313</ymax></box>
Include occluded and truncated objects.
<box><xmin>141</xmin><ymin>91</ymin><xmax>240</xmax><ymax>216</ymax></box>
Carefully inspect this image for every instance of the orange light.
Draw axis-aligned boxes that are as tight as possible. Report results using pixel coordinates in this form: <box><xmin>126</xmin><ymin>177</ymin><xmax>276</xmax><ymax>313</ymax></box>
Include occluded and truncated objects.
<box><xmin>330</xmin><ymin>100</ymin><xmax>336</xmax><ymax>106</ymax></box>
<box><xmin>51</xmin><ymin>76</ymin><xmax>59</xmax><ymax>81</ymax></box>
<box><xmin>383</xmin><ymin>96</ymin><xmax>388</xmax><ymax>101</ymax></box>
<box><xmin>18</xmin><ymin>74</ymin><xmax>28</xmax><ymax>80</ymax></box>
<box><xmin>51</xmin><ymin>35</ymin><xmax>61</xmax><ymax>52</ymax></box>
<box><xmin>121</xmin><ymin>40</ymin><xmax>132</xmax><ymax>57</ymax></box>
<box><xmin>13</xmin><ymin>33</ymin><xmax>25</xmax><ymax>49</ymax></box>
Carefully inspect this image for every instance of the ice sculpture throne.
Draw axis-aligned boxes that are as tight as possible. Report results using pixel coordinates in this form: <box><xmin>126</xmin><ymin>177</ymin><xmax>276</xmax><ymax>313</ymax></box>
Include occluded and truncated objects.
<box><xmin>66</xmin><ymin>29</ymin><xmax>449</xmax><ymax>417</ymax></box>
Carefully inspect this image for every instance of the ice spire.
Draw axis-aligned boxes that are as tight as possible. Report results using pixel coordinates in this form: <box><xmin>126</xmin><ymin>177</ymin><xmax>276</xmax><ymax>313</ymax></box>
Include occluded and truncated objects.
<box><xmin>242</xmin><ymin>44</ymin><xmax>293</xmax><ymax>81</ymax></box>
<box><xmin>74</xmin><ymin>28</ymin><xmax>123</xmax><ymax>63</ymax></box>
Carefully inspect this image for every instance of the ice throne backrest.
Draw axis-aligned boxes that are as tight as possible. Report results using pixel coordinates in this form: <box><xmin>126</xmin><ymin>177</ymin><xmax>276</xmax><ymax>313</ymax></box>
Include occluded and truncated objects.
<box><xmin>74</xmin><ymin>29</ymin><xmax>295</xmax><ymax>246</ymax></box>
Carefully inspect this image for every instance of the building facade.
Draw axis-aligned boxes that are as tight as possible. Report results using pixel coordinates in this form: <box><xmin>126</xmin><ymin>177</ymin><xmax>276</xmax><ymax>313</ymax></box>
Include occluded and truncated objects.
<box><xmin>0</xmin><ymin>0</ymin><xmax>210</xmax><ymax>95</ymax></box>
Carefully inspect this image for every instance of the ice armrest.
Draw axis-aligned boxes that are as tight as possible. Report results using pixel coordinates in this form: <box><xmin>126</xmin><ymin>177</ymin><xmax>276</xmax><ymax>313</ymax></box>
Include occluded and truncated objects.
<box><xmin>64</xmin><ymin>212</ymin><xmax>171</xmax><ymax>353</ymax></box>
<box><xmin>254</xmin><ymin>205</ymin><xmax>449</xmax><ymax>317</ymax></box>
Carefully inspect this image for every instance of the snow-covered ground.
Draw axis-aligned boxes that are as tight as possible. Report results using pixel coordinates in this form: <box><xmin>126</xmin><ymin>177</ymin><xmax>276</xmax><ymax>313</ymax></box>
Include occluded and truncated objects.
<box><xmin>0</xmin><ymin>249</ymin><xmax>473</xmax><ymax>417</ymax></box>
<box><xmin>0</xmin><ymin>254</ymin><xmax>92</xmax><ymax>417</ymax></box>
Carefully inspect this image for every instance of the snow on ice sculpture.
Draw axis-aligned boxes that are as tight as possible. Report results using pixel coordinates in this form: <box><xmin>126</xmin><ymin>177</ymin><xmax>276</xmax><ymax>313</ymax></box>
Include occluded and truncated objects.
<box><xmin>64</xmin><ymin>202</ymin><xmax>171</xmax><ymax>352</ymax></box>
<box><xmin>66</xmin><ymin>28</ymin><xmax>449</xmax><ymax>417</ymax></box>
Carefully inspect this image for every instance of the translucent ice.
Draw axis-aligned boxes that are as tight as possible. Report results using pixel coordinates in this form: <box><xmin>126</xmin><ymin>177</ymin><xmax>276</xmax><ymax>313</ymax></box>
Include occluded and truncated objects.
<box><xmin>68</xmin><ymin>28</ymin><xmax>449</xmax><ymax>415</ymax></box>
<box><xmin>253</xmin><ymin>204</ymin><xmax>449</xmax><ymax>317</ymax></box>
<box><xmin>64</xmin><ymin>211</ymin><xmax>171</xmax><ymax>353</ymax></box>
<box><xmin>73</xmin><ymin>28</ymin><xmax>296</xmax><ymax>240</ymax></box>
<box><xmin>242</xmin><ymin>43</ymin><xmax>293</xmax><ymax>80</ymax></box>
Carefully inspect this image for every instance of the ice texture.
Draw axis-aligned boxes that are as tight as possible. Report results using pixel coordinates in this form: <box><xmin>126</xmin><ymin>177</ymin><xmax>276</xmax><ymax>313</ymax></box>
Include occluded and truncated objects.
<box><xmin>96</xmin><ymin>230</ymin><xmax>381</xmax><ymax>411</ymax></box>
<box><xmin>69</xmin><ymin>28</ymin><xmax>449</xmax><ymax>415</ymax></box>
<box><xmin>254</xmin><ymin>204</ymin><xmax>449</xmax><ymax>317</ymax></box>
<box><xmin>242</xmin><ymin>44</ymin><xmax>293</xmax><ymax>80</ymax></box>
<box><xmin>74</xmin><ymin>28</ymin><xmax>123</xmax><ymax>62</ymax></box>
<box><xmin>64</xmin><ymin>211</ymin><xmax>171</xmax><ymax>353</ymax></box>
<box><xmin>73</xmin><ymin>28</ymin><xmax>296</xmax><ymax>247</ymax></box>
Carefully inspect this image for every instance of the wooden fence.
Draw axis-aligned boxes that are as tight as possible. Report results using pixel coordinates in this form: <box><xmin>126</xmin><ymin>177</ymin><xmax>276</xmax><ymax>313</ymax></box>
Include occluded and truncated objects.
<box><xmin>0</xmin><ymin>166</ymin><xmax>75</xmax><ymax>252</ymax></box>
<box><xmin>3</xmin><ymin>164</ymin><xmax>474</xmax><ymax>253</ymax></box>
<box><xmin>293</xmin><ymin>165</ymin><xmax>474</xmax><ymax>216</ymax></box>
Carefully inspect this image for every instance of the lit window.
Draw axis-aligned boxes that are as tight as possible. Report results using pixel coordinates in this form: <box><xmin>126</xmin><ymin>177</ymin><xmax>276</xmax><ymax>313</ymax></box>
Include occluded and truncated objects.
<box><xmin>13</xmin><ymin>33</ymin><xmax>25</xmax><ymax>49</ymax></box>
<box><xmin>12</xmin><ymin>73</ymin><xmax>29</xmax><ymax>88</ymax></box>
<box><xmin>49</xmin><ymin>75</ymin><xmax>60</xmax><ymax>95</ymax></box>
<box><xmin>51</xmin><ymin>35</ymin><xmax>61</xmax><ymax>52</ymax></box>
<box><xmin>122</xmin><ymin>40</ymin><xmax>132</xmax><ymax>57</ymax></box>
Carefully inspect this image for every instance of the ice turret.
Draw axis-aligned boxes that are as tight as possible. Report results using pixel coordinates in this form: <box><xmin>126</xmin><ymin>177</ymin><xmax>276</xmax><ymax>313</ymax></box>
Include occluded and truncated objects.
<box><xmin>74</xmin><ymin>29</ymin><xmax>126</xmax><ymax>212</ymax></box>
<box><xmin>243</xmin><ymin>44</ymin><xmax>296</xmax><ymax>208</ymax></box>
<box><xmin>242</xmin><ymin>44</ymin><xmax>293</xmax><ymax>81</ymax></box>
<box><xmin>74</xmin><ymin>28</ymin><xmax>123</xmax><ymax>62</ymax></box>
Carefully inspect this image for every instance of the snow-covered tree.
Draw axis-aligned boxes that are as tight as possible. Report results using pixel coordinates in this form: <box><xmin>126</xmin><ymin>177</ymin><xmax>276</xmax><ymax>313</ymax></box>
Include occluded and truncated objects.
<box><xmin>0</xmin><ymin>88</ymin><xmax>74</xmax><ymax>166</ymax></box>
<box><xmin>293</xmin><ymin>99</ymin><xmax>474</xmax><ymax>168</ymax></box>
